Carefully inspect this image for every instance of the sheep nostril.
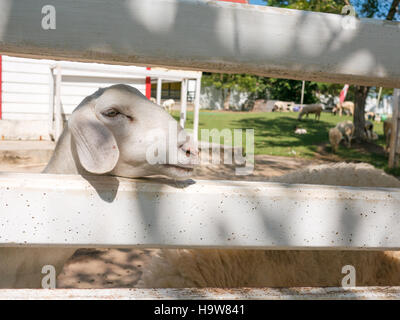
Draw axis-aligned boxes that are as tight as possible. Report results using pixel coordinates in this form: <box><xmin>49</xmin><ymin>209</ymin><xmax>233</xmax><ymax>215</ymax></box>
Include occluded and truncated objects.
<box><xmin>186</xmin><ymin>150</ymin><xmax>191</xmax><ymax>157</ymax></box>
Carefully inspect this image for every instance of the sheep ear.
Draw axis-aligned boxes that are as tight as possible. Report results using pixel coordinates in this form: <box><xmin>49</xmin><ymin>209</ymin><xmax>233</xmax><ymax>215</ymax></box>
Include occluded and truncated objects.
<box><xmin>68</xmin><ymin>106</ymin><xmax>119</xmax><ymax>174</ymax></box>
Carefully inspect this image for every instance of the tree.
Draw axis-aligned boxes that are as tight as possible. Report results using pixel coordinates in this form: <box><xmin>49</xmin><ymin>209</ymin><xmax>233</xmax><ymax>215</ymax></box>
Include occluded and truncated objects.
<box><xmin>202</xmin><ymin>73</ymin><xmax>267</xmax><ymax>110</ymax></box>
<box><xmin>264</xmin><ymin>0</ymin><xmax>399</xmax><ymax>141</ymax></box>
<box><xmin>202</xmin><ymin>73</ymin><xmax>319</xmax><ymax>109</ymax></box>
<box><xmin>265</xmin><ymin>78</ymin><xmax>318</xmax><ymax>104</ymax></box>
<box><xmin>352</xmin><ymin>0</ymin><xmax>399</xmax><ymax>140</ymax></box>
<box><xmin>203</xmin><ymin>1</ymin><xmax>399</xmax><ymax>112</ymax></box>
<box><xmin>265</xmin><ymin>0</ymin><xmax>348</xmax><ymax>13</ymax></box>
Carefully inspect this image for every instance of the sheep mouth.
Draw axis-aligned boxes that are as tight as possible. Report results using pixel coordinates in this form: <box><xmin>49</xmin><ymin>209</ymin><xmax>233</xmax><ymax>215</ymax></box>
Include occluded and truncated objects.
<box><xmin>164</xmin><ymin>164</ymin><xmax>194</xmax><ymax>172</ymax></box>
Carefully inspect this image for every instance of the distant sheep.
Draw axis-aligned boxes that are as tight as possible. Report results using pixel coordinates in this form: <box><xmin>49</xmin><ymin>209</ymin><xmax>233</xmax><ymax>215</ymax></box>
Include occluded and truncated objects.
<box><xmin>365</xmin><ymin>111</ymin><xmax>375</xmax><ymax>121</ymax></box>
<box><xmin>335</xmin><ymin>120</ymin><xmax>354</xmax><ymax>148</ymax></box>
<box><xmin>384</xmin><ymin>118</ymin><xmax>393</xmax><ymax>152</ymax></box>
<box><xmin>371</xmin><ymin>132</ymin><xmax>379</xmax><ymax>141</ymax></box>
<box><xmin>273</xmin><ymin>101</ymin><xmax>294</xmax><ymax>112</ymax></box>
<box><xmin>294</xmin><ymin>127</ymin><xmax>307</xmax><ymax>135</ymax></box>
<box><xmin>298</xmin><ymin>104</ymin><xmax>323</xmax><ymax>120</ymax></box>
<box><xmin>150</xmin><ymin>97</ymin><xmax>157</xmax><ymax>104</ymax></box>
<box><xmin>332</xmin><ymin>101</ymin><xmax>354</xmax><ymax>116</ymax></box>
<box><xmin>329</xmin><ymin>127</ymin><xmax>342</xmax><ymax>153</ymax></box>
<box><xmin>364</xmin><ymin>120</ymin><xmax>374</xmax><ymax>141</ymax></box>
<box><xmin>162</xmin><ymin>99</ymin><xmax>175</xmax><ymax>113</ymax></box>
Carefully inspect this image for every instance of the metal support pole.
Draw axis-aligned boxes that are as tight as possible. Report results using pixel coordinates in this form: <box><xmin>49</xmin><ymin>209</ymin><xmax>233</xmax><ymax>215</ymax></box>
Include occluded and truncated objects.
<box><xmin>376</xmin><ymin>87</ymin><xmax>383</xmax><ymax>109</ymax></box>
<box><xmin>156</xmin><ymin>78</ymin><xmax>162</xmax><ymax>106</ymax></box>
<box><xmin>180</xmin><ymin>78</ymin><xmax>188</xmax><ymax>128</ymax></box>
<box><xmin>48</xmin><ymin>66</ymin><xmax>55</xmax><ymax>140</ymax></box>
<box><xmin>300</xmin><ymin>80</ymin><xmax>305</xmax><ymax>105</ymax></box>
<box><xmin>54</xmin><ymin>65</ymin><xmax>62</xmax><ymax>142</ymax></box>
<box><xmin>389</xmin><ymin>89</ymin><xmax>400</xmax><ymax>168</ymax></box>
<box><xmin>193</xmin><ymin>77</ymin><xmax>201</xmax><ymax>143</ymax></box>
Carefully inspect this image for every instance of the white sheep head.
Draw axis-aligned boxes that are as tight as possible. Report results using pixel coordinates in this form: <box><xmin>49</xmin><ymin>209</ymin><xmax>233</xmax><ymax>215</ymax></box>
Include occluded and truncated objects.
<box><xmin>66</xmin><ymin>84</ymin><xmax>198</xmax><ymax>179</ymax></box>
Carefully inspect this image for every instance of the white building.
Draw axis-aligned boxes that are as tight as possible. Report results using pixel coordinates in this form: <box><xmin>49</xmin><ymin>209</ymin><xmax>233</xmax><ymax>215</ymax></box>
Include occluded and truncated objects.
<box><xmin>0</xmin><ymin>55</ymin><xmax>202</xmax><ymax>140</ymax></box>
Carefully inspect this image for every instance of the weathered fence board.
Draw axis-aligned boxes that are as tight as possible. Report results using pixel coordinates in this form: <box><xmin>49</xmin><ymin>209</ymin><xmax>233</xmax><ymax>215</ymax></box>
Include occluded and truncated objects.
<box><xmin>0</xmin><ymin>0</ymin><xmax>399</xmax><ymax>86</ymax></box>
<box><xmin>0</xmin><ymin>287</ymin><xmax>400</xmax><ymax>300</ymax></box>
<box><xmin>389</xmin><ymin>89</ymin><xmax>400</xmax><ymax>168</ymax></box>
<box><xmin>0</xmin><ymin>172</ymin><xmax>399</xmax><ymax>250</ymax></box>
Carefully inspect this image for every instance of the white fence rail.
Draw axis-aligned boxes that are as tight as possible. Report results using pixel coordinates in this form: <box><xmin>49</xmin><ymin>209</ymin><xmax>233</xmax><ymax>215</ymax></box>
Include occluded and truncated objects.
<box><xmin>1</xmin><ymin>287</ymin><xmax>400</xmax><ymax>300</ymax></box>
<box><xmin>1</xmin><ymin>172</ymin><xmax>400</xmax><ymax>250</ymax></box>
<box><xmin>0</xmin><ymin>0</ymin><xmax>400</xmax><ymax>87</ymax></box>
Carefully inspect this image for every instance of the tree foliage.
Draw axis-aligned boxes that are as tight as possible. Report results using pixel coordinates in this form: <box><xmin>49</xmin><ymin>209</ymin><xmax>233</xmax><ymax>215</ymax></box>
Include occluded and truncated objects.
<box><xmin>202</xmin><ymin>73</ymin><xmax>319</xmax><ymax>106</ymax></box>
<box><xmin>265</xmin><ymin>79</ymin><xmax>318</xmax><ymax>103</ymax></box>
<box><xmin>353</xmin><ymin>0</ymin><xmax>400</xmax><ymax>19</ymax></box>
<box><xmin>263</xmin><ymin>0</ymin><xmax>399</xmax><ymax>141</ymax></box>
<box><xmin>264</xmin><ymin>0</ymin><xmax>348</xmax><ymax>13</ymax></box>
<box><xmin>202</xmin><ymin>0</ymin><xmax>399</xmax><ymax>112</ymax></box>
<box><xmin>202</xmin><ymin>73</ymin><xmax>262</xmax><ymax>94</ymax></box>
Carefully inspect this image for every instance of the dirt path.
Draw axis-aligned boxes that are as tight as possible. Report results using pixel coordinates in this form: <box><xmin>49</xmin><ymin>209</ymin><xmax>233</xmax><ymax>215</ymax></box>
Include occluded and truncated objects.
<box><xmin>193</xmin><ymin>154</ymin><xmax>330</xmax><ymax>181</ymax></box>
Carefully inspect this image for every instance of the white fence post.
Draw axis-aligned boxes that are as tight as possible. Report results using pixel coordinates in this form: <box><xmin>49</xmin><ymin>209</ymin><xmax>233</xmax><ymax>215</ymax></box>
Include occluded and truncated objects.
<box><xmin>389</xmin><ymin>89</ymin><xmax>400</xmax><ymax>168</ymax></box>
<box><xmin>193</xmin><ymin>77</ymin><xmax>202</xmax><ymax>143</ymax></box>
<box><xmin>48</xmin><ymin>66</ymin><xmax>55</xmax><ymax>140</ymax></box>
<box><xmin>54</xmin><ymin>65</ymin><xmax>63</xmax><ymax>142</ymax></box>
<box><xmin>156</xmin><ymin>78</ymin><xmax>162</xmax><ymax>106</ymax></box>
<box><xmin>180</xmin><ymin>78</ymin><xmax>187</xmax><ymax>128</ymax></box>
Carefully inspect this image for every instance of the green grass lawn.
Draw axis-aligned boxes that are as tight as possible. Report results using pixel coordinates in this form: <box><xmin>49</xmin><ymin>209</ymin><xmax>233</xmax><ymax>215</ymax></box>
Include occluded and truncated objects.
<box><xmin>172</xmin><ymin>110</ymin><xmax>396</xmax><ymax>174</ymax></box>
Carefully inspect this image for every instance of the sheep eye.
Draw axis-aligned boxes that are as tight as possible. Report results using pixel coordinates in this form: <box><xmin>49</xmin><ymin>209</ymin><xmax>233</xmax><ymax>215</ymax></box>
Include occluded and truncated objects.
<box><xmin>102</xmin><ymin>109</ymin><xmax>120</xmax><ymax>118</ymax></box>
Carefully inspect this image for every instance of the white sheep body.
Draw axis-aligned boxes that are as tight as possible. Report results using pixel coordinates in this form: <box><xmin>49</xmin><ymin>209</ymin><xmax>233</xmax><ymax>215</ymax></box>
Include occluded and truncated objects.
<box><xmin>335</xmin><ymin>120</ymin><xmax>354</xmax><ymax>148</ymax></box>
<box><xmin>139</xmin><ymin>162</ymin><xmax>400</xmax><ymax>288</ymax></box>
<box><xmin>329</xmin><ymin>127</ymin><xmax>342</xmax><ymax>153</ymax></box>
<box><xmin>139</xmin><ymin>249</ymin><xmax>400</xmax><ymax>288</ymax></box>
<box><xmin>273</xmin><ymin>101</ymin><xmax>294</xmax><ymax>112</ymax></box>
<box><xmin>333</xmin><ymin>101</ymin><xmax>354</xmax><ymax>116</ymax></box>
<box><xmin>384</xmin><ymin>119</ymin><xmax>392</xmax><ymax>152</ymax></box>
<box><xmin>298</xmin><ymin>104</ymin><xmax>323</xmax><ymax>120</ymax></box>
<box><xmin>162</xmin><ymin>99</ymin><xmax>175</xmax><ymax>113</ymax></box>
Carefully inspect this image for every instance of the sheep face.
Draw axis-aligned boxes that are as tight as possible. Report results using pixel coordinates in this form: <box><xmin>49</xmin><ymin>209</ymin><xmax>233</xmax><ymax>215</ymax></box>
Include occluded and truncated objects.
<box><xmin>68</xmin><ymin>84</ymin><xmax>198</xmax><ymax>179</ymax></box>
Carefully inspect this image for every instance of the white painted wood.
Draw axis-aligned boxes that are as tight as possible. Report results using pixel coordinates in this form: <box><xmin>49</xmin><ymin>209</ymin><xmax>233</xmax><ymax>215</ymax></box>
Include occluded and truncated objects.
<box><xmin>193</xmin><ymin>78</ymin><xmax>202</xmax><ymax>142</ymax></box>
<box><xmin>48</xmin><ymin>68</ymin><xmax>54</xmax><ymax>138</ymax></box>
<box><xmin>1</xmin><ymin>103</ymin><xmax>49</xmax><ymax>114</ymax></box>
<box><xmin>1</xmin><ymin>112</ymin><xmax>49</xmax><ymax>121</ymax></box>
<box><xmin>156</xmin><ymin>78</ymin><xmax>162</xmax><ymax>105</ymax></box>
<box><xmin>2</xmin><ymin>93</ymin><xmax>49</xmax><ymax>104</ymax></box>
<box><xmin>55</xmin><ymin>63</ymin><xmax>201</xmax><ymax>80</ymax></box>
<box><xmin>2</xmin><ymin>82</ymin><xmax>50</xmax><ymax>94</ymax></box>
<box><xmin>389</xmin><ymin>89</ymin><xmax>400</xmax><ymax>168</ymax></box>
<box><xmin>0</xmin><ymin>172</ymin><xmax>399</xmax><ymax>250</ymax></box>
<box><xmin>2</xmin><ymin>55</ymin><xmax>57</xmax><ymax>65</ymax></box>
<box><xmin>1</xmin><ymin>55</ymin><xmax>200</xmax><ymax>126</ymax></box>
<box><xmin>3</xmin><ymin>71</ymin><xmax>49</xmax><ymax>84</ymax></box>
<box><xmin>54</xmin><ymin>65</ymin><xmax>62</xmax><ymax>141</ymax></box>
<box><xmin>0</xmin><ymin>287</ymin><xmax>400</xmax><ymax>300</ymax></box>
<box><xmin>1</xmin><ymin>56</ymin><xmax>185</xmax><ymax>121</ymax></box>
<box><xmin>180</xmin><ymin>78</ymin><xmax>187</xmax><ymax>128</ymax></box>
<box><xmin>0</xmin><ymin>0</ymin><xmax>399</xmax><ymax>87</ymax></box>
